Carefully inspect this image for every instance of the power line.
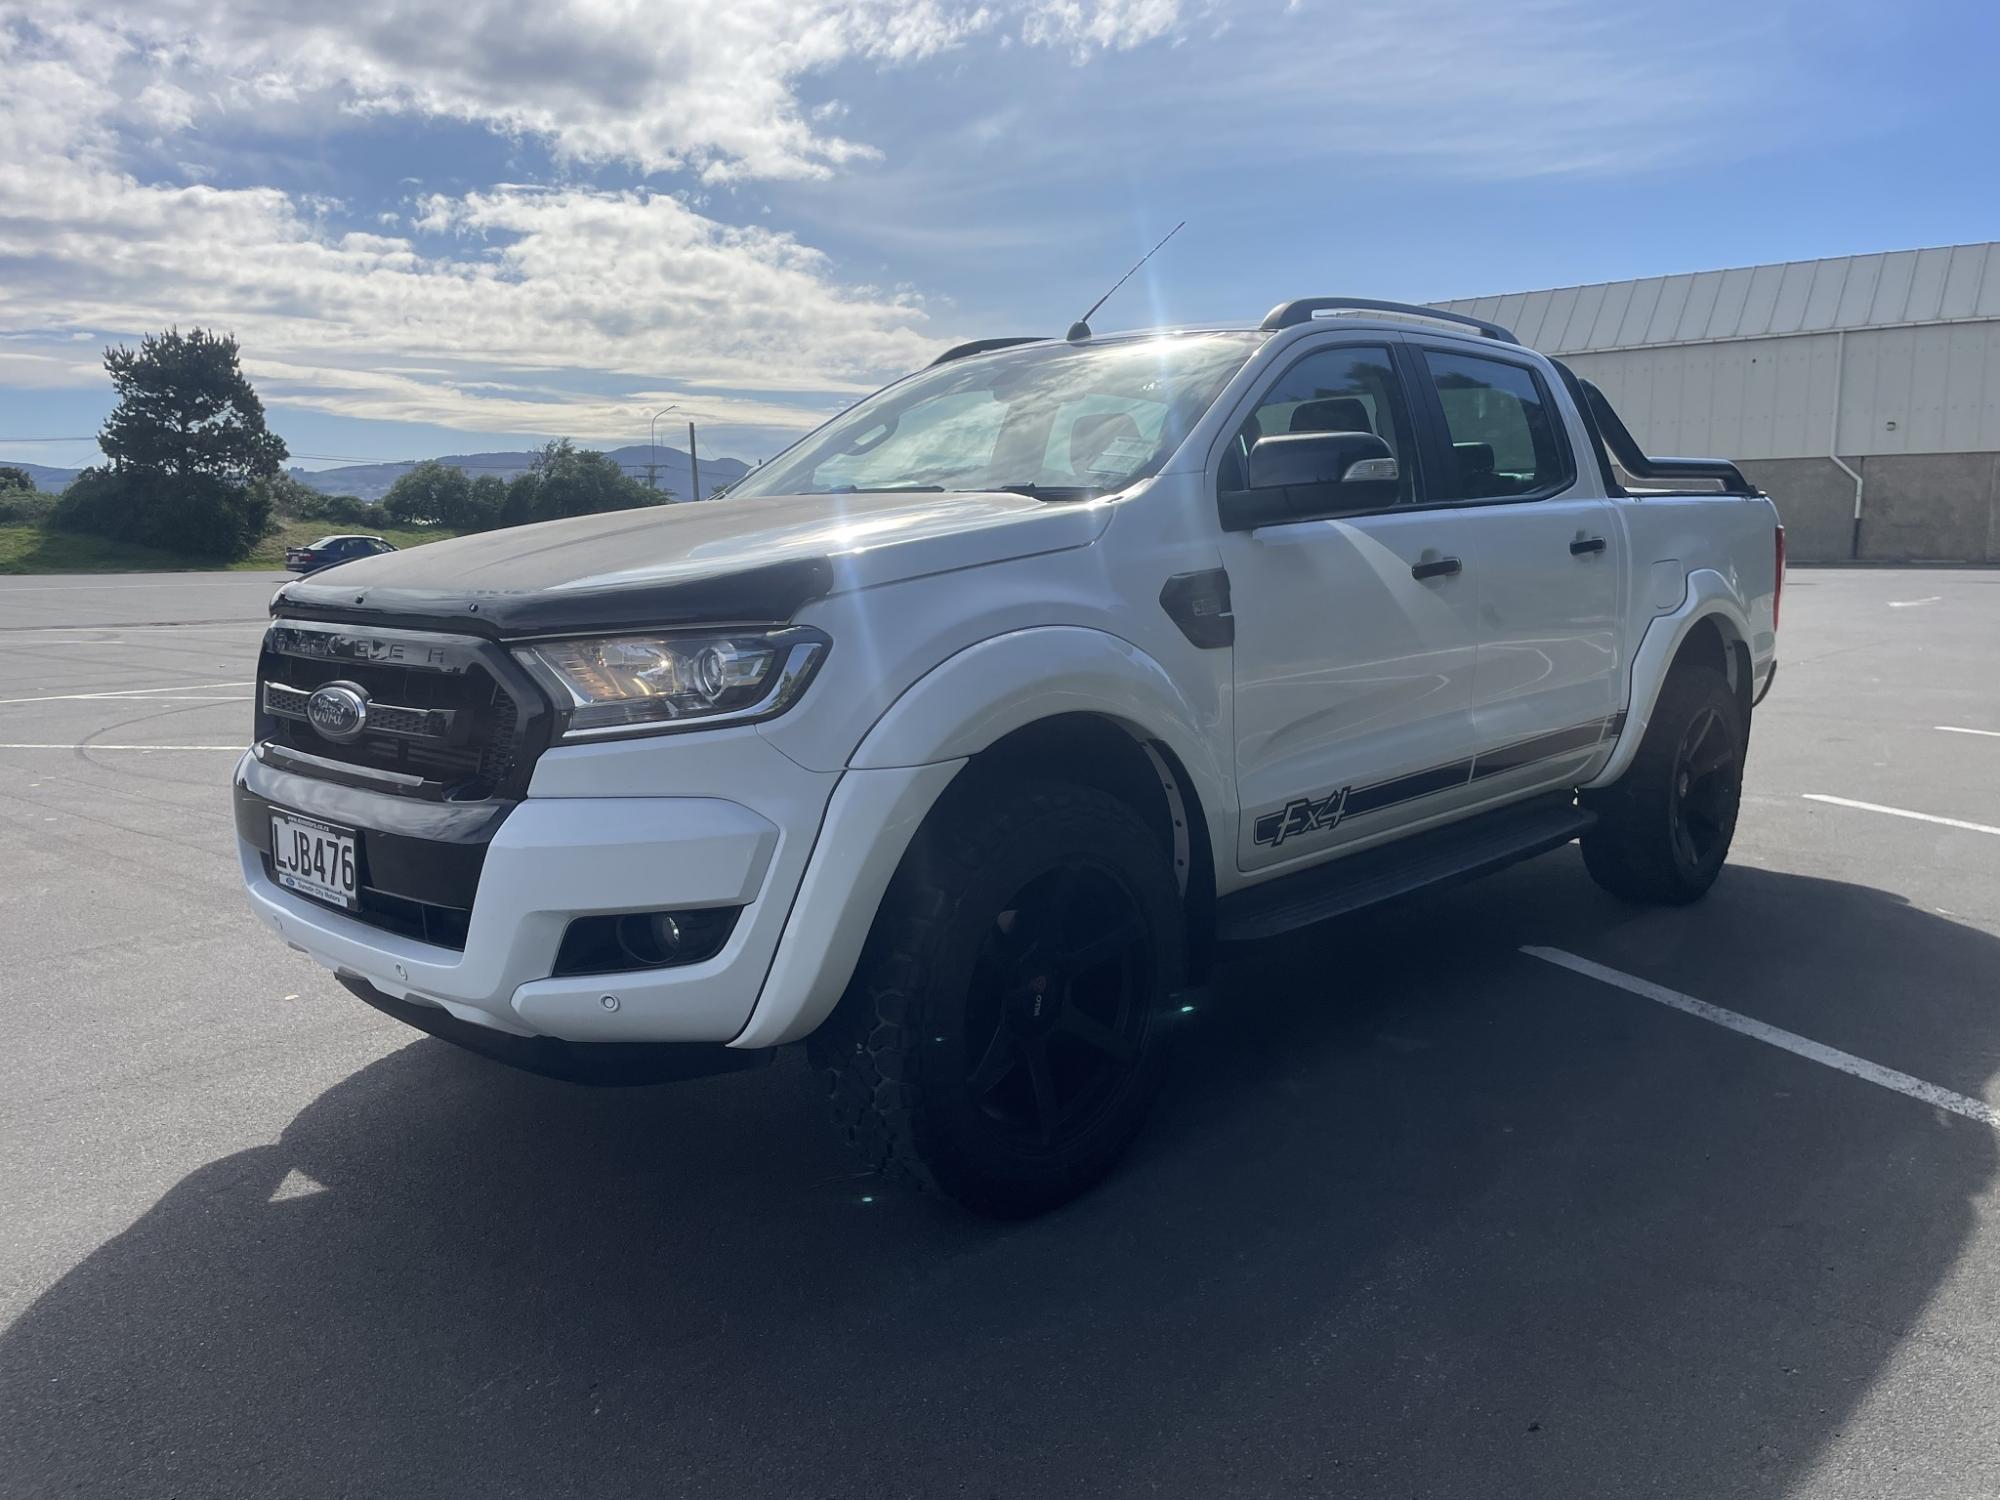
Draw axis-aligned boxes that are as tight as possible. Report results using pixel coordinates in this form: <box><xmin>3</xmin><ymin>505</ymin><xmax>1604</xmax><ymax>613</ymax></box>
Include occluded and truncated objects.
<box><xmin>0</xmin><ymin>446</ymin><xmax>741</xmax><ymax>477</ymax></box>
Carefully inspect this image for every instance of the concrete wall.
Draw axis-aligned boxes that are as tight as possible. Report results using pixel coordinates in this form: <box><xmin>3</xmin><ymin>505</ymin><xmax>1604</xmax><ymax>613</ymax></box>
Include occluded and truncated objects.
<box><xmin>1736</xmin><ymin>452</ymin><xmax>2000</xmax><ymax>562</ymax></box>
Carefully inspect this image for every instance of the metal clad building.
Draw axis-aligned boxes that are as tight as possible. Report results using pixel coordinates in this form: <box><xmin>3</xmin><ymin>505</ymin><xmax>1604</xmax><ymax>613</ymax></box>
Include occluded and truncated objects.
<box><xmin>1435</xmin><ymin>244</ymin><xmax>2000</xmax><ymax>561</ymax></box>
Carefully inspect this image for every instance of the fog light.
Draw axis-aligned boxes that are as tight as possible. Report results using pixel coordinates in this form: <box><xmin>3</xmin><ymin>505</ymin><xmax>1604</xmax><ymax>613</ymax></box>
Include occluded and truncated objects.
<box><xmin>553</xmin><ymin>907</ymin><xmax>741</xmax><ymax>977</ymax></box>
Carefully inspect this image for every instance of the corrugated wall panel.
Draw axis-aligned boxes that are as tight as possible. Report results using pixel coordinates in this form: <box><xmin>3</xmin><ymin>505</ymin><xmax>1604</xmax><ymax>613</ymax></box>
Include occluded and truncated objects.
<box><xmin>1803</xmin><ymin>259</ymin><xmax>1844</xmax><ymax>329</ymax></box>
<box><xmin>1740</xmin><ymin>263</ymin><xmax>1785</xmax><ymax>336</ymax></box>
<box><xmin>1834</xmin><ymin>256</ymin><xmax>1883</xmax><ymax>327</ymax></box>
<box><xmin>1708</xmin><ymin>267</ymin><xmax>1756</xmax><ymax>340</ymax></box>
<box><xmin>1709</xmin><ymin>337</ymin><xmax>1748</xmax><ymax>457</ymax></box>
<box><xmin>1908</xmin><ymin>247</ymin><xmax>1951</xmax><ymax>321</ymax></box>
<box><xmin>1772</xmin><ymin>261</ymin><xmax>1817</xmax><ymax>333</ymax></box>
<box><xmin>1619</xmin><ymin>280</ymin><xmax>1663</xmax><ymax>346</ymax></box>
<box><xmin>1741</xmin><ymin>337</ymin><xmax>1782</xmax><ymax>454</ymax></box>
<box><xmin>1941</xmin><ymin>325</ymin><xmax>1993</xmax><ymax>450</ymax></box>
<box><xmin>1591</xmin><ymin>282</ymin><xmax>1634</xmax><ymax>347</ymax></box>
<box><xmin>1563</xmin><ymin>284</ymin><xmax>1606</xmax><ymax>353</ymax></box>
<box><xmin>1647</xmin><ymin>276</ymin><xmax>1694</xmax><ymax>344</ymax></box>
<box><xmin>1536</xmin><ymin>286</ymin><xmax>1579</xmax><ymax>352</ymax></box>
<box><xmin>1900</xmin><ymin>327</ymin><xmax>1949</xmax><ymax>452</ymax></box>
<box><xmin>1434</xmin><ymin>245</ymin><xmax>2000</xmax><ymax>462</ymax></box>
<box><xmin>1978</xmin><ymin>246</ymin><xmax>2000</xmax><ymax>316</ymax></box>
<box><xmin>1784</xmin><ymin>338</ymin><xmax>1832</xmax><ymax>456</ymax></box>
<box><xmin>1870</xmin><ymin>251</ymin><xmax>1918</xmax><ymax>324</ymax></box>
<box><xmin>1438</xmin><ymin>244</ymin><xmax>2000</xmax><ymax>349</ymax></box>
<box><xmin>1678</xmin><ymin>271</ymin><xmax>1725</xmax><ymax>341</ymax></box>
<box><xmin>1941</xmin><ymin>246</ymin><xmax>1986</xmax><ymax>317</ymax></box>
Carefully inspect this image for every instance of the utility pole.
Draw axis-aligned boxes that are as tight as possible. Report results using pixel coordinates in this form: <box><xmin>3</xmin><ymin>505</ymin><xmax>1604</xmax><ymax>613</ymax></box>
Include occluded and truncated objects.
<box><xmin>688</xmin><ymin>421</ymin><xmax>702</xmax><ymax>502</ymax></box>
<box><xmin>648</xmin><ymin>406</ymin><xmax>677</xmax><ymax>495</ymax></box>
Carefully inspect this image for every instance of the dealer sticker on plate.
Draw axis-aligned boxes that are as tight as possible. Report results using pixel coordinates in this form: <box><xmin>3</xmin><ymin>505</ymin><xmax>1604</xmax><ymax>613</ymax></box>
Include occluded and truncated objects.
<box><xmin>270</xmin><ymin>811</ymin><xmax>358</xmax><ymax>910</ymax></box>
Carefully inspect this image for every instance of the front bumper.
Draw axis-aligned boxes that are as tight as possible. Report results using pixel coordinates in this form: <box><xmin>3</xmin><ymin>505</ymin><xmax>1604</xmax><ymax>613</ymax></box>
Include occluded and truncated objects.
<box><xmin>235</xmin><ymin>734</ymin><xmax>819</xmax><ymax>1044</ymax></box>
<box><xmin>334</xmin><ymin>974</ymin><xmax>775</xmax><ymax>1084</ymax></box>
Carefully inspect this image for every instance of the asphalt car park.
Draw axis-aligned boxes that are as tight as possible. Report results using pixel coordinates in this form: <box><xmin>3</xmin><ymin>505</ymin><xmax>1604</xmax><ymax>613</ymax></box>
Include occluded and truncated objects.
<box><xmin>2</xmin><ymin>565</ymin><xmax>1998</xmax><ymax>1499</ymax></box>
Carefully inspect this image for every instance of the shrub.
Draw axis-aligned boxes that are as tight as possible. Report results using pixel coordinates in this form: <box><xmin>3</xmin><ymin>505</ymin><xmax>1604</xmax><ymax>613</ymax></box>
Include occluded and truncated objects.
<box><xmin>0</xmin><ymin>489</ymin><xmax>55</xmax><ymax>525</ymax></box>
<box><xmin>53</xmin><ymin>467</ymin><xmax>272</xmax><ymax>560</ymax></box>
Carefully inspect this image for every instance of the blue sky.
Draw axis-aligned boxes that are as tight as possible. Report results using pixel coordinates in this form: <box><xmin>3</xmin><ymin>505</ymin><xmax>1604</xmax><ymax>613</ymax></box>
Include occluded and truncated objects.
<box><xmin>1</xmin><ymin>0</ymin><xmax>1993</xmax><ymax>475</ymax></box>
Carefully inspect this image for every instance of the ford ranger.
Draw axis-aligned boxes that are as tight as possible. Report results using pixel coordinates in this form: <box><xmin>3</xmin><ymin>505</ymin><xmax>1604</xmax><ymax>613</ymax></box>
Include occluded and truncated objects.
<box><xmin>236</xmin><ymin>297</ymin><xmax>1783</xmax><ymax>1216</ymax></box>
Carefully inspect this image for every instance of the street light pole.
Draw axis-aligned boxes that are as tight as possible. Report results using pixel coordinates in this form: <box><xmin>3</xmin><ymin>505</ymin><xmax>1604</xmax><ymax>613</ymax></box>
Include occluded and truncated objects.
<box><xmin>688</xmin><ymin>421</ymin><xmax>702</xmax><ymax>502</ymax></box>
<box><xmin>647</xmin><ymin>406</ymin><xmax>677</xmax><ymax>494</ymax></box>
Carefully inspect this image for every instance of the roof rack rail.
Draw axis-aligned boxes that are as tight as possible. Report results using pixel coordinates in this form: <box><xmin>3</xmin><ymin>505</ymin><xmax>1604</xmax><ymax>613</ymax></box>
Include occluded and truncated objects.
<box><xmin>929</xmin><ymin>336</ymin><xmax>1044</xmax><ymax>367</ymax></box>
<box><xmin>1258</xmin><ymin>297</ymin><xmax>1519</xmax><ymax>345</ymax></box>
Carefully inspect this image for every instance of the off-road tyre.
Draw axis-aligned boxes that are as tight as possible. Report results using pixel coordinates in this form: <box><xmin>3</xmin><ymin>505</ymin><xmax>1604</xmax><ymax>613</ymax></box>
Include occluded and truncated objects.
<box><xmin>1581</xmin><ymin>663</ymin><xmax>1745</xmax><ymax>904</ymax></box>
<box><xmin>808</xmin><ymin>779</ymin><xmax>1182</xmax><ymax>1217</ymax></box>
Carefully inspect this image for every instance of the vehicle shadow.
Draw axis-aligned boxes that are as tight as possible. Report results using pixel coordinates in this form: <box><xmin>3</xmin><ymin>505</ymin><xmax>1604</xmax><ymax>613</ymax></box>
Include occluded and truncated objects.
<box><xmin>2</xmin><ymin>860</ymin><xmax>1993</xmax><ymax>1498</ymax></box>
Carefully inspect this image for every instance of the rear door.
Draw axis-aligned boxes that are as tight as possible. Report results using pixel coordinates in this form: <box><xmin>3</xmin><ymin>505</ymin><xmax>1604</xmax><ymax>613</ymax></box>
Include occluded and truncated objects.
<box><xmin>1408</xmin><ymin>343</ymin><xmax>1625</xmax><ymax>788</ymax></box>
<box><xmin>1218</xmin><ymin>337</ymin><xmax>1481</xmax><ymax>873</ymax></box>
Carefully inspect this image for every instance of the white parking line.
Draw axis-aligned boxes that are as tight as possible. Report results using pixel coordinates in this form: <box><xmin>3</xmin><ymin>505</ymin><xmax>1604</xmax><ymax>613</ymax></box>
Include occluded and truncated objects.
<box><xmin>1522</xmin><ymin>947</ymin><xmax>2000</xmax><ymax>1132</ymax></box>
<box><xmin>1802</xmin><ymin>793</ymin><xmax>2000</xmax><ymax>838</ymax></box>
<box><xmin>1887</xmin><ymin>596</ymin><xmax>1942</xmax><ymax>608</ymax></box>
<box><xmin>0</xmin><ymin>743</ymin><xmax>244</xmax><ymax>751</ymax></box>
<box><xmin>0</xmin><ymin>680</ymin><xmax>255</xmax><ymax>706</ymax></box>
<box><xmin>1938</xmin><ymin>725</ymin><xmax>2000</xmax><ymax>739</ymax></box>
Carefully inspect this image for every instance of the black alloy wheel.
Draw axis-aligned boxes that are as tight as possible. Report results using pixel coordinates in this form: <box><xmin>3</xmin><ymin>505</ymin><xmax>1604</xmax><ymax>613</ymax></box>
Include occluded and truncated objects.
<box><xmin>963</xmin><ymin>860</ymin><xmax>1153</xmax><ymax>1148</ymax></box>
<box><xmin>1669</xmin><ymin>702</ymin><xmax>1739</xmax><ymax>872</ymax></box>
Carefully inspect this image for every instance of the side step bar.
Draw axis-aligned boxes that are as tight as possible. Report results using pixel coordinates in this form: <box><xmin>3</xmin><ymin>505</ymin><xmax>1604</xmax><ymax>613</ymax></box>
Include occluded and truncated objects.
<box><xmin>1216</xmin><ymin>792</ymin><xmax>1595</xmax><ymax>943</ymax></box>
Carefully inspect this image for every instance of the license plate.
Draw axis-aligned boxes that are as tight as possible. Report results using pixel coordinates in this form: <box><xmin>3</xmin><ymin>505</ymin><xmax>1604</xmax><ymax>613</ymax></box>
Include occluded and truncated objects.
<box><xmin>270</xmin><ymin>811</ymin><xmax>358</xmax><ymax>910</ymax></box>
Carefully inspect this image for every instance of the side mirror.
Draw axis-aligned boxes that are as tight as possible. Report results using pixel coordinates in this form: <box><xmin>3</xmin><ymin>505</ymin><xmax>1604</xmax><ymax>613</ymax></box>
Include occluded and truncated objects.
<box><xmin>1220</xmin><ymin>430</ymin><xmax>1399</xmax><ymax>531</ymax></box>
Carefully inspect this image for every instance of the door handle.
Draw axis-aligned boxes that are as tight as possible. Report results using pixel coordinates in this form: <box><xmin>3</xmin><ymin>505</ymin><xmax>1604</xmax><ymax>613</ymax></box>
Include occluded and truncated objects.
<box><xmin>1569</xmin><ymin>536</ymin><xmax>1607</xmax><ymax>555</ymax></box>
<box><xmin>1411</xmin><ymin>556</ymin><xmax>1462</xmax><ymax>581</ymax></box>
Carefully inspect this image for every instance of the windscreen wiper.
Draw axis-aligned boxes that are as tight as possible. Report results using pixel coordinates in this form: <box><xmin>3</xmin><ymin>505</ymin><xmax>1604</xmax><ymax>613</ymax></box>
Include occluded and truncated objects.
<box><xmin>823</xmin><ymin>484</ymin><xmax>947</xmax><ymax>494</ymax></box>
<box><xmin>990</xmin><ymin>483</ymin><xmax>1107</xmax><ymax>501</ymax></box>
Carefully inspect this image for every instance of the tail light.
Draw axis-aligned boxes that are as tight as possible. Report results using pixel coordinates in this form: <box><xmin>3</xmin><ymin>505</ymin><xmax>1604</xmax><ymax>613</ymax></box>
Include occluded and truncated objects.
<box><xmin>1773</xmin><ymin>526</ymin><xmax>1785</xmax><ymax>631</ymax></box>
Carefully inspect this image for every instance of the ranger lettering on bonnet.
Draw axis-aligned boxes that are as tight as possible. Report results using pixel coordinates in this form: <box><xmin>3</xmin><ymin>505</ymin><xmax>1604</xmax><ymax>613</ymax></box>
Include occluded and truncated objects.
<box><xmin>235</xmin><ymin>296</ymin><xmax>1782</xmax><ymax>1217</ymax></box>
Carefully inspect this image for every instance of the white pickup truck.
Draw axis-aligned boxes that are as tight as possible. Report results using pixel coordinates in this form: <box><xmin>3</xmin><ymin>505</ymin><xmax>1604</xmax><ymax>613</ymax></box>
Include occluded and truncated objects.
<box><xmin>236</xmin><ymin>298</ymin><xmax>1782</xmax><ymax>1215</ymax></box>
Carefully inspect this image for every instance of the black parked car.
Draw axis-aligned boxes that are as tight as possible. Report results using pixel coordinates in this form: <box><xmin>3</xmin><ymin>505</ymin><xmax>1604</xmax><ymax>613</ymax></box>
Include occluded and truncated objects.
<box><xmin>283</xmin><ymin>535</ymin><xmax>397</xmax><ymax>574</ymax></box>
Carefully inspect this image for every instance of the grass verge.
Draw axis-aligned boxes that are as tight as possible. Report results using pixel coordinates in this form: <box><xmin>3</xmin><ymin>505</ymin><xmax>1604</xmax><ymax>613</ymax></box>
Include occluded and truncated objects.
<box><xmin>0</xmin><ymin>521</ymin><xmax>455</xmax><ymax>575</ymax></box>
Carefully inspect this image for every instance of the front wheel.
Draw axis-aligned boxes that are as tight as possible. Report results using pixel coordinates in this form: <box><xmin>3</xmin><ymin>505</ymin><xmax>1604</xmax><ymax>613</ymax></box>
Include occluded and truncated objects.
<box><xmin>809</xmin><ymin>780</ymin><xmax>1182</xmax><ymax>1217</ymax></box>
<box><xmin>1581</xmin><ymin>663</ymin><xmax>1745</xmax><ymax>904</ymax></box>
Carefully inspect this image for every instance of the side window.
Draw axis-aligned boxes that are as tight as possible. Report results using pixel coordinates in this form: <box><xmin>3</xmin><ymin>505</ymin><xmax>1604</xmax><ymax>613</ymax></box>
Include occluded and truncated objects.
<box><xmin>1422</xmin><ymin>351</ymin><xmax>1570</xmax><ymax>500</ymax></box>
<box><xmin>1219</xmin><ymin>344</ymin><xmax>1415</xmax><ymax>503</ymax></box>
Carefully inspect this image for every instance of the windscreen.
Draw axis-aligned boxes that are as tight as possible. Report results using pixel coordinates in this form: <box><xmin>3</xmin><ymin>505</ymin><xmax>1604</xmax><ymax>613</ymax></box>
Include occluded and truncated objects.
<box><xmin>727</xmin><ymin>332</ymin><xmax>1263</xmax><ymax>500</ymax></box>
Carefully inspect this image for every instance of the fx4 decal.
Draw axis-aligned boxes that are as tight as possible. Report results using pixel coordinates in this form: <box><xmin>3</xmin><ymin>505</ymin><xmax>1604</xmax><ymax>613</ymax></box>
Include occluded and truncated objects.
<box><xmin>1253</xmin><ymin>786</ymin><xmax>1351</xmax><ymax>847</ymax></box>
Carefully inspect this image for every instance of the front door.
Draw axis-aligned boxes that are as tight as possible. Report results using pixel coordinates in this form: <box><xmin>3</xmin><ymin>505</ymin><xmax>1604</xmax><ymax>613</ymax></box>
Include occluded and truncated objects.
<box><xmin>1219</xmin><ymin>339</ymin><xmax>1480</xmax><ymax>873</ymax></box>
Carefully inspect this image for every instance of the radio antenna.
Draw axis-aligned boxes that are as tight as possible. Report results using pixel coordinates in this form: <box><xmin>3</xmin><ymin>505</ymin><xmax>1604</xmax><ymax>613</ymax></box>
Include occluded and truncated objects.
<box><xmin>1066</xmin><ymin>220</ymin><xmax>1185</xmax><ymax>342</ymax></box>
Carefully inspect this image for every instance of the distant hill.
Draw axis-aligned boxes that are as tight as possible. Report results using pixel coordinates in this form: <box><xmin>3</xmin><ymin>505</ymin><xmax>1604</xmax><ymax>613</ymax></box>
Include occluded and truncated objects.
<box><xmin>293</xmin><ymin>444</ymin><xmax>751</xmax><ymax>503</ymax></box>
<box><xmin>8</xmin><ymin>462</ymin><xmax>83</xmax><ymax>493</ymax></box>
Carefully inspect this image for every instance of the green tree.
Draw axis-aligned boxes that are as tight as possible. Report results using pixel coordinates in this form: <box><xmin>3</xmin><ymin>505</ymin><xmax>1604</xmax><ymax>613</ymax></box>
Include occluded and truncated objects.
<box><xmin>0</xmin><ymin>465</ymin><xmax>34</xmax><ymax>494</ymax></box>
<box><xmin>100</xmin><ymin>329</ymin><xmax>287</xmax><ymax>483</ymax></box>
<box><xmin>463</xmin><ymin>473</ymin><xmax>506</xmax><ymax>531</ymax></box>
<box><xmin>383</xmin><ymin>460</ymin><xmax>473</xmax><ymax>526</ymax></box>
<box><xmin>248</xmin><ymin>472</ymin><xmax>328</xmax><ymax>519</ymax></box>
<box><xmin>52</xmin><ymin>329</ymin><xmax>285</xmax><ymax>559</ymax></box>
<box><xmin>506</xmin><ymin>438</ymin><xmax>656</xmax><ymax>525</ymax></box>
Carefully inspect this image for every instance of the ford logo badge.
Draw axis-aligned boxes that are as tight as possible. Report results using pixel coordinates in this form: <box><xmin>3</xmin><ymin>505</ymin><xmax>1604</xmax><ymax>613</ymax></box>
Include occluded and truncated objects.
<box><xmin>305</xmin><ymin>683</ymin><xmax>369</xmax><ymax>743</ymax></box>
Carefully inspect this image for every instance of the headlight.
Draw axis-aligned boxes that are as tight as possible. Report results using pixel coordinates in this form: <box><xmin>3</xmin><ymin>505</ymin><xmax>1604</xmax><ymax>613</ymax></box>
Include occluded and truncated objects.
<box><xmin>514</xmin><ymin>628</ymin><xmax>828</xmax><ymax>739</ymax></box>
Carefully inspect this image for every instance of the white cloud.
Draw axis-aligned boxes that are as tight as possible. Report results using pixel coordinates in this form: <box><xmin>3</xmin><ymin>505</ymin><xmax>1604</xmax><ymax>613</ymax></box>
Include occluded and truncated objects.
<box><xmin>0</xmin><ymin>0</ymin><xmax>1787</xmax><ymax>444</ymax></box>
<box><xmin>0</xmin><ymin>7</ymin><xmax>978</xmax><ymax>436</ymax></box>
<box><xmin>3</xmin><ymin>1</ymin><xmax>1168</xmax><ymax>185</ymax></box>
<box><xmin>1021</xmin><ymin>0</ymin><xmax>1186</xmax><ymax>56</ymax></box>
<box><xmin>0</xmin><ymin>0</ymin><xmax>1217</xmax><ymax>440</ymax></box>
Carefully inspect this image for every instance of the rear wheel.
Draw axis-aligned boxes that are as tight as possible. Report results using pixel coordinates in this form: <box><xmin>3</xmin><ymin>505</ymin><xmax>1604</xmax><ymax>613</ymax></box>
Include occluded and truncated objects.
<box><xmin>809</xmin><ymin>780</ymin><xmax>1181</xmax><ymax>1217</ymax></box>
<box><xmin>1581</xmin><ymin>664</ymin><xmax>1745</xmax><ymax>904</ymax></box>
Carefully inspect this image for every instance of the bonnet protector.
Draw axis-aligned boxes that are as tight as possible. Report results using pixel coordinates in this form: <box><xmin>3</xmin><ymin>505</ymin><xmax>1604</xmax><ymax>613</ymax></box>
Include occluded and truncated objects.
<box><xmin>272</xmin><ymin>556</ymin><xmax>836</xmax><ymax>640</ymax></box>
